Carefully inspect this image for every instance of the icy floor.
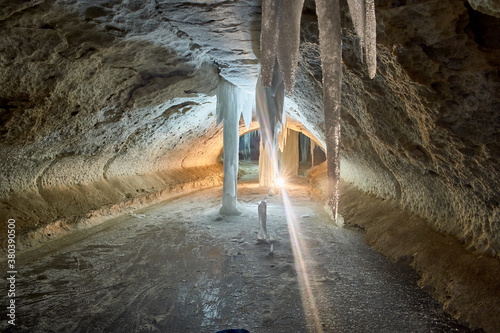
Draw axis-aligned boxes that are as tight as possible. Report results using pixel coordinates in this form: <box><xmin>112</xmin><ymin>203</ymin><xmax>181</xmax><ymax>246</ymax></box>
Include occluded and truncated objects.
<box><xmin>1</xmin><ymin>178</ymin><xmax>480</xmax><ymax>332</ymax></box>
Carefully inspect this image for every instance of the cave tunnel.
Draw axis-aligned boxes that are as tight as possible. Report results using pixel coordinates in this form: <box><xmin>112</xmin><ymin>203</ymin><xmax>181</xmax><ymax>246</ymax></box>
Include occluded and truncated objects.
<box><xmin>0</xmin><ymin>0</ymin><xmax>499</xmax><ymax>332</ymax></box>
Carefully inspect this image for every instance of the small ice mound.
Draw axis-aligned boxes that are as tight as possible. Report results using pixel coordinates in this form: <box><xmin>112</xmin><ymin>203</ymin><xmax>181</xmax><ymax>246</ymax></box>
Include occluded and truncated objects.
<box><xmin>268</xmin><ymin>235</ymin><xmax>275</xmax><ymax>255</ymax></box>
<box><xmin>323</xmin><ymin>205</ymin><xmax>344</xmax><ymax>227</ymax></box>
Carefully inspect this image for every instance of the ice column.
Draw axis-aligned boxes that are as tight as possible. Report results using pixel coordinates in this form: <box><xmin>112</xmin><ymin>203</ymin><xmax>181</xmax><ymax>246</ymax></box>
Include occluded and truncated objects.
<box><xmin>216</xmin><ymin>78</ymin><xmax>253</xmax><ymax>215</ymax></box>
<box><xmin>280</xmin><ymin>128</ymin><xmax>299</xmax><ymax>178</ymax></box>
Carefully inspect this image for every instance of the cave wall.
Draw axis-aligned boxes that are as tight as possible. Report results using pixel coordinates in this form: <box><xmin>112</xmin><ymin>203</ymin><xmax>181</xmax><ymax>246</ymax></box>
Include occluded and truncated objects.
<box><xmin>0</xmin><ymin>0</ymin><xmax>499</xmax><ymax>260</ymax></box>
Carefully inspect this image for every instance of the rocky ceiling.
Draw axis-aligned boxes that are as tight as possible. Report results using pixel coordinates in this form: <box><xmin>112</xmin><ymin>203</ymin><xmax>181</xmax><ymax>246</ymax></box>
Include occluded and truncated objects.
<box><xmin>0</xmin><ymin>0</ymin><xmax>499</xmax><ymax>263</ymax></box>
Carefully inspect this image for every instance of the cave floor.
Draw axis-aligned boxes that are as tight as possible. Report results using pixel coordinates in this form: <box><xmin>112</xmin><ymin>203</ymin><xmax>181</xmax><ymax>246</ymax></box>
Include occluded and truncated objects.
<box><xmin>2</xmin><ymin>178</ymin><xmax>478</xmax><ymax>333</ymax></box>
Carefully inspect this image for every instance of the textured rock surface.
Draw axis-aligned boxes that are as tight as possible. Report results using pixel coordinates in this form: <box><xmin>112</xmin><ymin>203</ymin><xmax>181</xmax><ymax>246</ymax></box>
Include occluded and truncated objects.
<box><xmin>467</xmin><ymin>0</ymin><xmax>500</xmax><ymax>17</ymax></box>
<box><xmin>0</xmin><ymin>0</ymin><xmax>499</xmax><ymax>330</ymax></box>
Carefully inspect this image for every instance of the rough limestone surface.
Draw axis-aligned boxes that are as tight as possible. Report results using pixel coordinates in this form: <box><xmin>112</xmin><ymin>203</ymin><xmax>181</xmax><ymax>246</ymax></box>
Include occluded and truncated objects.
<box><xmin>0</xmin><ymin>0</ymin><xmax>499</xmax><ymax>330</ymax></box>
<box><xmin>467</xmin><ymin>0</ymin><xmax>500</xmax><ymax>17</ymax></box>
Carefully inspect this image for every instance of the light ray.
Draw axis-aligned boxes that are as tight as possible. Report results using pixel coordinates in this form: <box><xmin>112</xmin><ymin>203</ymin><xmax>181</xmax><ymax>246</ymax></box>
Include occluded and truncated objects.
<box><xmin>282</xmin><ymin>188</ymin><xmax>324</xmax><ymax>333</ymax></box>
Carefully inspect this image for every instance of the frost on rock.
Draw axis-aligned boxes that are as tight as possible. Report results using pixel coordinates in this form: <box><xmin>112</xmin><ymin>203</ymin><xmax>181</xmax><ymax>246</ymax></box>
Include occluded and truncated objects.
<box><xmin>316</xmin><ymin>0</ymin><xmax>342</xmax><ymax>220</ymax></box>
<box><xmin>216</xmin><ymin>77</ymin><xmax>253</xmax><ymax>215</ymax></box>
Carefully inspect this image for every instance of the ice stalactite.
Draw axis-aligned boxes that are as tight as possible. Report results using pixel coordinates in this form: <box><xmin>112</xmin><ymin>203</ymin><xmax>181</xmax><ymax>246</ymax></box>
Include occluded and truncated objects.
<box><xmin>364</xmin><ymin>0</ymin><xmax>377</xmax><ymax>79</ymax></box>
<box><xmin>346</xmin><ymin>0</ymin><xmax>365</xmax><ymax>58</ymax></box>
<box><xmin>259</xmin><ymin>0</ymin><xmax>377</xmax><ymax>221</ymax></box>
<box><xmin>216</xmin><ymin>77</ymin><xmax>253</xmax><ymax>215</ymax></box>
<box><xmin>299</xmin><ymin>133</ymin><xmax>310</xmax><ymax>163</ymax></box>
<box><xmin>260</xmin><ymin>0</ymin><xmax>305</xmax><ymax>95</ymax></box>
<box><xmin>256</xmin><ymin>62</ymin><xmax>286</xmax><ymax>188</ymax></box>
<box><xmin>316</xmin><ymin>0</ymin><xmax>342</xmax><ymax>220</ymax></box>
<box><xmin>280</xmin><ymin>128</ymin><xmax>299</xmax><ymax>179</ymax></box>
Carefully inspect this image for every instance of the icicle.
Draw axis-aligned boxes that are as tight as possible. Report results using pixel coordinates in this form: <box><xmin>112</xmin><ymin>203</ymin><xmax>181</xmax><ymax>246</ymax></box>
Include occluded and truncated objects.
<box><xmin>346</xmin><ymin>0</ymin><xmax>365</xmax><ymax>59</ymax></box>
<box><xmin>277</xmin><ymin>0</ymin><xmax>305</xmax><ymax>95</ymax></box>
<box><xmin>260</xmin><ymin>0</ymin><xmax>283</xmax><ymax>87</ymax></box>
<box><xmin>255</xmin><ymin>66</ymin><xmax>285</xmax><ymax>152</ymax></box>
<box><xmin>316</xmin><ymin>0</ymin><xmax>342</xmax><ymax>221</ymax></box>
<box><xmin>365</xmin><ymin>0</ymin><xmax>376</xmax><ymax>79</ymax></box>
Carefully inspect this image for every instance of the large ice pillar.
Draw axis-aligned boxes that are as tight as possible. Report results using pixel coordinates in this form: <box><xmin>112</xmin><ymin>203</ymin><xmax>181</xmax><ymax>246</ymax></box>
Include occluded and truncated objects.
<box><xmin>316</xmin><ymin>0</ymin><xmax>342</xmax><ymax>220</ymax></box>
<box><xmin>216</xmin><ymin>78</ymin><xmax>253</xmax><ymax>215</ymax></box>
<box><xmin>280</xmin><ymin>129</ymin><xmax>299</xmax><ymax>178</ymax></box>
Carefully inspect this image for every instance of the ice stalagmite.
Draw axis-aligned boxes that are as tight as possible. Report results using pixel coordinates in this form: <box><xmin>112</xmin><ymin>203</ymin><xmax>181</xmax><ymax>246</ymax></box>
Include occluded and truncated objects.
<box><xmin>364</xmin><ymin>0</ymin><xmax>377</xmax><ymax>79</ymax></box>
<box><xmin>316</xmin><ymin>0</ymin><xmax>342</xmax><ymax>220</ymax></box>
<box><xmin>216</xmin><ymin>78</ymin><xmax>252</xmax><ymax>215</ymax></box>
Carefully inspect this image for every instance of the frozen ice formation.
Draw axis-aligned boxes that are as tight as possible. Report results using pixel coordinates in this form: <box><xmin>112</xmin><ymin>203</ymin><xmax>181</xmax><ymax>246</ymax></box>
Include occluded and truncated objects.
<box><xmin>258</xmin><ymin>200</ymin><xmax>268</xmax><ymax>241</ymax></box>
<box><xmin>279</xmin><ymin>128</ymin><xmax>299</xmax><ymax>179</ymax></box>
<box><xmin>299</xmin><ymin>133</ymin><xmax>310</xmax><ymax>163</ymax></box>
<box><xmin>217</xmin><ymin>78</ymin><xmax>253</xmax><ymax>215</ymax></box>
<box><xmin>259</xmin><ymin>0</ymin><xmax>377</xmax><ymax>220</ymax></box>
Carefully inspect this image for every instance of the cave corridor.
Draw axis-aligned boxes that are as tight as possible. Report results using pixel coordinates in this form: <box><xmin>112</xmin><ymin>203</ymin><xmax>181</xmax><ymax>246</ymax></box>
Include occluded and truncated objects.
<box><xmin>1</xmin><ymin>0</ymin><xmax>499</xmax><ymax>332</ymax></box>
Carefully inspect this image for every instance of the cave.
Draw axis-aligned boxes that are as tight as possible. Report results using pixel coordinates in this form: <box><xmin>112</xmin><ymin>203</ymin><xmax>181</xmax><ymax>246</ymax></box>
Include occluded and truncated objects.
<box><xmin>1</xmin><ymin>0</ymin><xmax>499</xmax><ymax>332</ymax></box>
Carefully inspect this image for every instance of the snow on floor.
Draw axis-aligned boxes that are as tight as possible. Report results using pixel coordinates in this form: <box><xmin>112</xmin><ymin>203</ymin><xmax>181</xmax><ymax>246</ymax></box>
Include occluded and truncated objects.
<box><xmin>1</xmin><ymin>178</ymin><xmax>477</xmax><ymax>333</ymax></box>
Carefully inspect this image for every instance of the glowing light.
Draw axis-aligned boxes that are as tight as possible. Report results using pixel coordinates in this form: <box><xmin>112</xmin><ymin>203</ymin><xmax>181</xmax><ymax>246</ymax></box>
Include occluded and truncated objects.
<box><xmin>276</xmin><ymin>177</ymin><xmax>285</xmax><ymax>187</ymax></box>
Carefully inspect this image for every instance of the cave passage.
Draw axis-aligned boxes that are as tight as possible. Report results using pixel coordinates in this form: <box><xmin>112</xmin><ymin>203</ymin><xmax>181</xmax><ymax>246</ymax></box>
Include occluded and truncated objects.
<box><xmin>1</xmin><ymin>179</ymin><xmax>475</xmax><ymax>333</ymax></box>
<box><xmin>237</xmin><ymin>130</ymin><xmax>327</xmax><ymax>184</ymax></box>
